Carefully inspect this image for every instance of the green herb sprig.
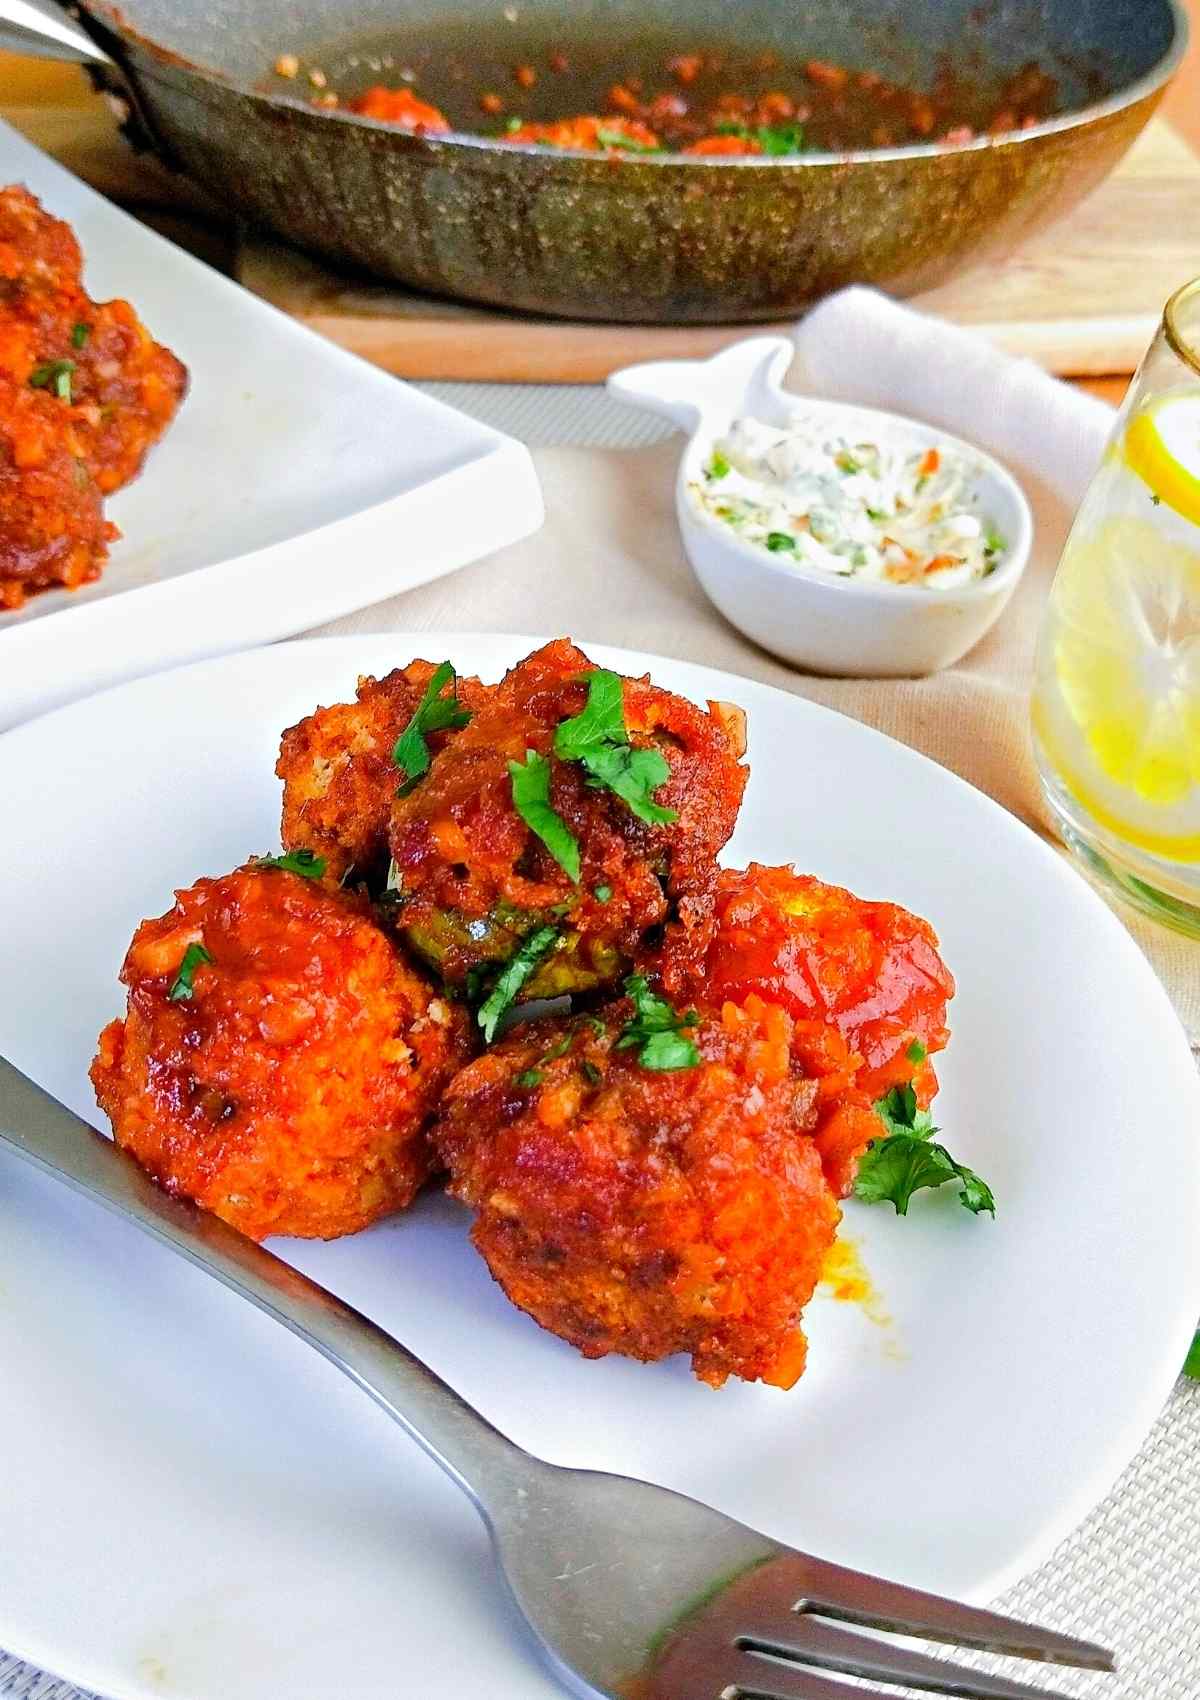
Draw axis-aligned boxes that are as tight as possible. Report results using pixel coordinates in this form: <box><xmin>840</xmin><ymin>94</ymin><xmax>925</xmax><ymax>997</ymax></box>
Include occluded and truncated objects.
<box><xmin>251</xmin><ymin>848</ymin><xmax>327</xmax><ymax>879</ymax></box>
<box><xmin>616</xmin><ymin>974</ymin><xmax>701</xmax><ymax>1071</ymax></box>
<box><xmin>508</xmin><ymin>750</ymin><xmax>581</xmax><ymax>882</ymax></box>
<box><xmin>168</xmin><ymin>942</ymin><xmax>213</xmax><ymax>1003</ymax></box>
<box><xmin>29</xmin><ymin>358</ymin><xmax>75</xmax><ymax>402</ymax></box>
<box><xmin>476</xmin><ymin>926</ymin><xmax>560</xmax><ymax>1041</ymax></box>
<box><xmin>554</xmin><ymin>671</ymin><xmax>677</xmax><ymax>827</ymax></box>
<box><xmin>392</xmin><ymin>662</ymin><xmax>473</xmax><ymax>797</ymax></box>
<box><xmin>853</xmin><ymin>1084</ymin><xmax>995</xmax><ymax>1217</ymax></box>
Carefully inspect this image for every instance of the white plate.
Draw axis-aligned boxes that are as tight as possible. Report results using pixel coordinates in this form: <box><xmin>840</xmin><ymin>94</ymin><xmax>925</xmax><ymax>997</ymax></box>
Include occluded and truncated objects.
<box><xmin>1</xmin><ymin>635</ymin><xmax>1197</xmax><ymax>1700</ymax></box>
<box><xmin>0</xmin><ymin>124</ymin><xmax>543</xmax><ymax>730</ymax></box>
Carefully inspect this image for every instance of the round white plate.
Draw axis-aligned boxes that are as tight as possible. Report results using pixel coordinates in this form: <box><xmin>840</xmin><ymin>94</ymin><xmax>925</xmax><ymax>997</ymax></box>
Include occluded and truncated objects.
<box><xmin>1</xmin><ymin>635</ymin><xmax>1197</xmax><ymax>1700</ymax></box>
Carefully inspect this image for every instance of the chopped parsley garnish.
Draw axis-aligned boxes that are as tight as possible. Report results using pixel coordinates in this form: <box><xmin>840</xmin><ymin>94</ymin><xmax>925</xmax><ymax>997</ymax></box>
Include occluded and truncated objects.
<box><xmin>835</xmin><ymin>449</ymin><xmax>862</xmax><ymax>475</ymax></box>
<box><xmin>168</xmin><ymin>942</ymin><xmax>213</xmax><ymax>1002</ymax></box>
<box><xmin>616</xmin><ymin>973</ymin><xmax>701</xmax><ymax>1071</ymax></box>
<box><xmin>252</xmin><ymin>848</ymin><xmax>327</xmax><ymax>879</ymax></box>
<box><xmin>476</xmin><ymin>925</ymin><xmax>560</xmax><ymax>1041</ymax></box>
<box><xmin>714</xmin><ymin>120</ymin><xmax>810</xmax><ymax>155</ymax></box>
<box><xmin>853</xmin><ymin>1084</ymin><xmax>995</xmax><ymax>1217</ymax></box>
<box><xmin>706</xmin><ymin>450</ymin><xmax>730</xmax><ymax>481</ymax></box>
<box><xmin>1184</xmin><ymin>1331</ymin><xmax>1200</xmax><ymax>1380</ymax></box>
<box><xmin>505</xmin><ymin>115</ymin><xmax>524</xmax><ymax>132</ymax></box>
<box><xmin>553</xmin><ymin>670</ymin><xmax>678</xmax><ymax>828</ymax></box>
<box><xmin>515</xmin><ymin>1033</ymin><xmax>573</xmax><ymax>1088</ymax></box>
<box><xmin>71</xmin><ymin>321</ymin><xmax>91</xmax><ymax>348</ymax></box>
<box><xmin>508</xmin><ymin>749</ymin><xmax>581</xmax><ymax>882</ymax></box>
<box><xmin>516</xmin><ymin>1068</ymin><xmax>543</xmax><ymax>1088</ymax></box>
<box><xmin>392</xmin><ymin>661</ymin><xmax>472</xmax><ymax>796</ymax></box>
<box><xmin>594</xmin><ymin>883</ymin><xmax>613</xmax><ymax>903</ymax></box>
<box><xmin>29</xmin><ymin>358</ymin><xmax>75</xmax><ymax>402</ymax></box>
<box><xmin>766</xmin><ymin>531</ymin><xmax>796</xmax><ymax>552</ymax></box>
<box><xmin>581</xmin><ymin>1059</ymin><xmax>603</xmax><ymax>1085</ymax></box>
<box><xmin>906</xmin><ymin>1038</ymin><xmax>927</xmax><ymax>1063</ymax></box>
<box><xmin>984</xmin><ymin>528</ymin><xmax>1006</xmax><ymax>556</ymax></box>
<box><xmin>594</xmin><ymin>126</ymin><xmax>664</xmax><ymax>153</ymax></box>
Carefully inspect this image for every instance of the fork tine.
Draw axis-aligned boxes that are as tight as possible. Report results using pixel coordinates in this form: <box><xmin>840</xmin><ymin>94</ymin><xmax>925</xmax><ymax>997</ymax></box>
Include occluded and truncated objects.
<box><xmin>738</xmin><ymin>1616</ymin><xmax>1083</xmax><ymax>1700</ymax></box>
<box><xmin>721</xmin><ymin>1647</ymin><xmax>933</xmax><ymax>1700</ymax></box>
<box><xmin>746</xmin><ymin>1552</ymin><xmax>1114</xmax><ymax>1670</ymax></box>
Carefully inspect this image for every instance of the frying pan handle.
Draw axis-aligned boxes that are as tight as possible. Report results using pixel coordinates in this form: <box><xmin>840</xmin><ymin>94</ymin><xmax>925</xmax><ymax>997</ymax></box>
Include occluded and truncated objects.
<box><xmin>0</xmin><ymin>0</ymin><xmax>113</xmax><ymax>64</ymax></box>
<box><xmin>607</xmin><ymin>336</ymin><xmax>796</xmax><ymax>433</ymax></box>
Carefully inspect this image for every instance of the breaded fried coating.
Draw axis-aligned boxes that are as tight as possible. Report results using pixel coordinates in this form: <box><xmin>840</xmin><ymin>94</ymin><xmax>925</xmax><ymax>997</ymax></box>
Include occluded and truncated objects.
<box><xmin>435</xmin><ymin>993</ymin><xmax>841</xmax><ymax>1389</ymax></box>
<box><xmin>0</xmin><ymin>373</ymin><xmax>114</xmax><ymax>608</ymax></box>
<box><xmin>91</xmin><ymin>864</ymin><xmax>471</xmax><ymax>1241</ymax></box>
<box><xmin>696</xmin><ymin>864</ymin><xmax>956</xmax><ymax>1194</ymax></box>
<box><xmin>277</xmin><ymin>661</ymin><xmax>491</xmax><ymax>889</ymax></box>
<box><xmin>389</xmin><ymin>639</ymin><xmax>747</xmax><ymax>1001</ymax></box>
<box><xmin>0</xmin><ymin>187</ymin><xmax>187</xmax><ymax>492</ymax></box>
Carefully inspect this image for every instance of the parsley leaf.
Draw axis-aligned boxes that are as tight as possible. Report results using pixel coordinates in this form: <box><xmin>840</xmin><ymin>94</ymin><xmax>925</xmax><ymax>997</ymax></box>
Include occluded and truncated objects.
<box><xmin>706</xmin><ymin>450</ymin><xmax>730</xmax><ymax>481</ymax></box>
<box><xmin>476</xmin><ymin>925</ymin><xmax>560</xmax><ymax>1041</ymax></box>
<box><xmin>594</xmin><ymin>883</ymin><xmax>612</xmax><ymax>903</ymax></box>
<box><xmin>594</xmin><ymin>126</ymin><xmax>664</xmax><ymax>153</ymax></box>
<box><xmin>581</xmin><ymin>1059</ymin><xmax>603</xmax><ymax>1085</ymax></box>
<box><xmin>553</xmin><ymin>671</ymin><xmax>678</xmax><ymax>828</ymax></box>
<box><xmin>757</xmin><ymin>122</ymin><xmax>809</xmax><ymax>155</ymax></box>
<box><xmin>252</xmin><ymin>848</ymin><xmax>327</xmax><ymax>880</ymax></box>
<box><xmin>853</xmin><ymin>1085</ymin><xmax>995</xmax><ymax>1216</ymax></box>
<box><xmin>168</xmin><ymin>942</ymin><xmax>213</xmax><ymax>1002</ymax></box>
<box><xmin>1184</xmin><ymin>1331</ymin><xmax>1200</xmax><ymax>1380</ymax></box>
<box><xmin>581</xmin><ymin>743</ymin><xmax>677</xmax><ymax>825</ymax></box>
<box><xmin>766</xmin><ymin>531</ymin><xmax>796</xmax><ymax>552</ymax></box>
<box><xmin>392</xmin><ymin>662</ymin><xmax>473</xmax><ymax>796</ymax></box>
<box><xmin>616</xmin><ymin>973</ymin><xmax>701</xmax><ymax>1071</ymax></box>
<box><xmin>29</xmin><ymin>358</ymin><xmax>75</xmax><ymax>402</ymax></box>
<box><xmin>71</xmin><ymin>321</ymin><xmax>91</xmax><ymax>348</ymax></box>
<box><xmin>508</xmin><ymin>750</ymin><xmax>581</xmax><ymax>882</ymax></box>
<box><xmin>906</xmin><ymin>1038</ymin><xmax>928</xmax><ymax>1063</ymax></box>
<box><xmin>516</xmin><ymin>1068</ymin><xmax>543</xmax><ymax>1088</ymax></box>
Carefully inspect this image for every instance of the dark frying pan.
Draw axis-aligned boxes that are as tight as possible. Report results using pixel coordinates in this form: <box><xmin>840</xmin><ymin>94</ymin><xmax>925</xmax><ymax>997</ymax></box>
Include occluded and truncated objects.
<box><xmin>2</xmin><ymin>0</ymin><xmax>1187</xmax><ymax>323</ymax></box>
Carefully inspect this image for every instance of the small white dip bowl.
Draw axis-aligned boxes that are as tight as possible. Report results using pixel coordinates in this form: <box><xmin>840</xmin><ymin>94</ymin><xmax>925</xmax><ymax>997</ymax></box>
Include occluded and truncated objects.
<box><xmin>608</xmin><ymin>336</ymin><xmax>1033</xmax><ymax>678</ymax></box>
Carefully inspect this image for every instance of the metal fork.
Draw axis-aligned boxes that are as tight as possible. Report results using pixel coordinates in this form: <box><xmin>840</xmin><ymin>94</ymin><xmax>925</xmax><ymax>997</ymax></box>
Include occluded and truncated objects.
<box><xmin>0</xmin><ymin>1055</ymin><xmax>1113</xmax><ymax>1700</ymax></box>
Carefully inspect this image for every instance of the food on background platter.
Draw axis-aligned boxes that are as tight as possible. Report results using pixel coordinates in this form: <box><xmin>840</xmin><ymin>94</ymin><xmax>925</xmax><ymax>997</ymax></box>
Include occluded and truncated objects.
<box><xmin>434</xmin><ymin>991</ymin><xmax>841</xmax><ymax>1390</ymax></box>
<box><xmin>278</xmin><ymin>43</ymin><xmax>1058</xmax><ymax>154</ymax></box>
<box><xmin>385</xmin><ymin>639</ymin><xmax>747</xmax><ymax>1007</ymax></box>
<box><xmin>278</xmin><ymin>660</ymin><xmax>492</xmax><ymax>890</ymax></box>
<box><xmin>91</xmin><ymin>862</ymin><xmax>471</xmax><ymax>1242</ymax></box>
<box><xmin>691</xmin><ymin>416</ymin><xmax>1007</xmax><ymax>588</ymax></box>
<box><xmin>93</xmin><ymin>639</ymin><xmax>991</xmax><ymax>1386</ymax></box>
<box><xmin>0</xmin><ymin>185</ymin><xmax>187</xmax><ymax>609</ymax></box>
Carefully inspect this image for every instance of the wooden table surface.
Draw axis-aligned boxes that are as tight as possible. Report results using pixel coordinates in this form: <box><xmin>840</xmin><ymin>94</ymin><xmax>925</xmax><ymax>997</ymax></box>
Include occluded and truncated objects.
<box><xmin>2</xmin><ymin>0</ymin><xmax>1198</xmax><ymax>407</ymax></box>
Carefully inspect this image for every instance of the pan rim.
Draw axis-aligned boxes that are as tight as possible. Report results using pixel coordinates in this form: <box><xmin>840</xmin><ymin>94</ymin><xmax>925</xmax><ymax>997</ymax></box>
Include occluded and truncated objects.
<box><xmin>82</xmin><ymin>0</ymin><xmax>1189</xmax><ymax>168</ymax></box>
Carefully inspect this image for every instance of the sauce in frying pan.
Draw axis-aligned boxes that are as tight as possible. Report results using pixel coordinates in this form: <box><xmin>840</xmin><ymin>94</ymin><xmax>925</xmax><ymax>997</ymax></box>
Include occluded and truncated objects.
<box><xmin>265</xmin><ymin>17</ymin><xmax>1059</xmax><ymax>152</ymax></box>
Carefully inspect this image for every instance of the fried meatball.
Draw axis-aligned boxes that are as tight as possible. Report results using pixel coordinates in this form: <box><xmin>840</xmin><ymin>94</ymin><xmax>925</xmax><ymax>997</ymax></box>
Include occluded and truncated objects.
<box><xmin>435</xmin><ymin>994</ymin><xmax>841</xmax><ymax>1389</ymax></box>
<box><xmin>277</xmin><ymin>661</ymin><xmax>491</xmax><ymax>889</ymax></box>
<box><xmin>0</xmin><ymin>373</ymin><xmax>114</xmax><ymax>607</ymax></box>
<box><xmin>388</xmin><ymin>639</ymin><xmax>747</xmax><ymax>1002</ymax></box>
<box><xmin>696</xmin><ymin>864</ymin><xmax>956</xmax><ymax>1194</ymax></box>
<box><xmin>90</xmin><ymin>864</ymin><xmax>471</xmax><ymax>1241</ymax></box>
<box><xmin>0</xmin><ymin>183</ymin><xmax>187</xmax><ymax>496</ymax></box>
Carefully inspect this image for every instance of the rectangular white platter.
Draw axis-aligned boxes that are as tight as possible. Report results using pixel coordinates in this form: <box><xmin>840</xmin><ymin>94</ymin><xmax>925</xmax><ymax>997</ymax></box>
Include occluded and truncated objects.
<box><xmin>0</xmin><ymin>119</ymin><xmax>544</xmax><ymax>729</ymax></box>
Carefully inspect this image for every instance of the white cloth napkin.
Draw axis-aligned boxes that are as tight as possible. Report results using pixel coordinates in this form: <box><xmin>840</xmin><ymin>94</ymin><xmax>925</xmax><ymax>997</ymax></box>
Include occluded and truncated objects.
<box><xmin>792</xmin><ymin>285</ymin><xmax>1116</xmax><ymax>506</ymax></box>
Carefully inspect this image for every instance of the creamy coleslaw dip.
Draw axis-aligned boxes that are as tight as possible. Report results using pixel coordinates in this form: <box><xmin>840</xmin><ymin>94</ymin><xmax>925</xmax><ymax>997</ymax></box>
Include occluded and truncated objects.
<box><xmin>690</xmin><ymin>415</ymin><xmax>1006</xmax><ymax>588</ymax></box>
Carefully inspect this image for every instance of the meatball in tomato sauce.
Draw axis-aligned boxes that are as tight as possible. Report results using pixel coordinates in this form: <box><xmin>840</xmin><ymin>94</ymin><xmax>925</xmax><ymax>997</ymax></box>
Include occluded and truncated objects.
<box><xmin>435</xmin><ymin>992</ymin><xmax>840</xmax><ymax>1389</ymax></box>
<box><xmin>388</xmin><ymin>639</ymin><xmax>747</xmax><ymax>1005</ymax></box>
<box><xmin>91</xmin><ymin>864</ymin><xmax>471</xmax><ymax>1241</ymax></box>
<box><xmin>693</xmin><ymin>863</ymin><xmax>955</xmax><ymax>1194</ymax></box>
<box><xmin>277</xmin><ymin>660</ymin><xmax>490</xmax><ymax>889</ymax></box>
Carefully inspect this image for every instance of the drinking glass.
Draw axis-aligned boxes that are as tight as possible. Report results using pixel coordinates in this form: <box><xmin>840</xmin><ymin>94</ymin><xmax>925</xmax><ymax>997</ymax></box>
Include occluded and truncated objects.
<box><xmin>1032</xmin><ymin>277</ymin><xmax>1200</xmax><ymax>937</ymax></box>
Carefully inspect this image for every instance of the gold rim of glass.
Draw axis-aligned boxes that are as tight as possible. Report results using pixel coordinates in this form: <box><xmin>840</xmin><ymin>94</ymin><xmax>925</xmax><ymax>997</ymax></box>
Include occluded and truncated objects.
<box><xmin>1163</xmin><ymin>276</ymin><xmax>1200</xmax><ymax>380</ymax></box>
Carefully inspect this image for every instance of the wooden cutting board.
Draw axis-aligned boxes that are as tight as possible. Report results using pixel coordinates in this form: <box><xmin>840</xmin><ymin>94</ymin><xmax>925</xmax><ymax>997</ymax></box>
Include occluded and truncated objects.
<box><xmin>3</xmin><ymin>65</ymin><xmax>1199</xmax><ymax>384</ymax></box>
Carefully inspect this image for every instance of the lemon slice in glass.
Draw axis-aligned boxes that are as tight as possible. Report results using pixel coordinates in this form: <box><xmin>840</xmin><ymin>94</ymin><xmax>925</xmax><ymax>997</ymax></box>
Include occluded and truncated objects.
<box><xmin>1125</xmin><ymin>394</ymin><xmax>1200</xmax><ymax>527</ymax></box>
<box><xmin>1033</xmin><ymin>513</ymin><xmax>1200</xmax><ymax>861</ymax></box>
